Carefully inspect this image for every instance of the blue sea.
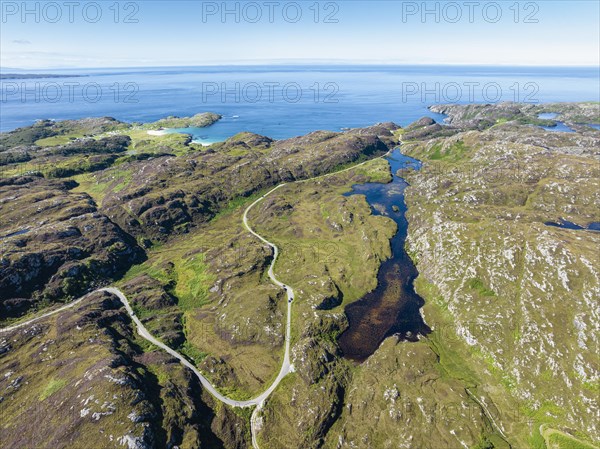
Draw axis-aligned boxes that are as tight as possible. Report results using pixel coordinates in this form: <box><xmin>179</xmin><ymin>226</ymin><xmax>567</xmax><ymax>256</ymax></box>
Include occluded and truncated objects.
<box><xmin>1</xmin><ymin>65</ymin><xmax>598</xmax><ymax>142</ymax></box>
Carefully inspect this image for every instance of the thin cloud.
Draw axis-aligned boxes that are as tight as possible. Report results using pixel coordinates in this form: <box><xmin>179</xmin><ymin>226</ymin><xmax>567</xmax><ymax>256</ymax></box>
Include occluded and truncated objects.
<box><xmin>12</xmin><ymin>40</ymin><xmax>31</xmax><ymax>45</ymax></box>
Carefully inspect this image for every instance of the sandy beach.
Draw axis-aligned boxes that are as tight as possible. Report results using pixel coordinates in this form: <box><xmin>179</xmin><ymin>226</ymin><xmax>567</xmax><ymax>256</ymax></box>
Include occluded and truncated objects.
<box><xmin>147</xmin><ymin>129</ymin><xmax>167</xmax><ymax>136</ymax></box>
<box><xmin>192</xmin><ymin>140</ymin><xmax>213</xmax><ymax>146</ymax></box>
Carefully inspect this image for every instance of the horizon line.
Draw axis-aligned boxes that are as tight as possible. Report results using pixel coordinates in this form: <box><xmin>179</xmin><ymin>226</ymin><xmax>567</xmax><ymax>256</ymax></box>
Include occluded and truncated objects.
<box><xmin>3</xmin><ymin>61</ymin><xmax>600</xmax><ymax>71</ymax></box>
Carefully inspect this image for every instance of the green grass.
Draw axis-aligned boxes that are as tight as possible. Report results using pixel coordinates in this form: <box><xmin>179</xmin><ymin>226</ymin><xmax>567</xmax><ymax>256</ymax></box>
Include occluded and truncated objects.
<box><xmin>35</xmin><ymin>134</ymin><xmax>83</xmax><ymax>146</ymax></box>
<box><xmin>39</xmin><ymin>378</ymin><xmax>67</xmax><ymax>400</ymax></box>
<box><xmin>120</xmin><ymin>226</ymin><xmax>214</xmax><ymax>312</ymax></box>
<box><xmin>121</xmin><ymin>255</ymin><xmax>173</xmax><ymax>285</ymax></box>
<box><xmin>582</xmin><ymin>381</ymin><xmax>599</xmax><ymax>392</ymax></box>
<box><xmin>144</xmin><ymin>364</ymin><xmax>170</xmax><ymax>384</ymax></box>
<box><xmin>211</xmin><ymin>189</ymin><xmax>266</xmax><ymax>221</ymax></box>
<box><xmin>180</xmin><ymin>341</ymin><xmax>207</xmax><ymax>365</ymax></box>
<box><xmin>43</xmin><ymin>154</ymin><xmax>119</xmax><ymax>178</ymax></box>
<box><xmin>125</xmin><ymin>129</ymin><xmax>194</xmax><ymax>155</ymax></box>
<box><xmin>523</xmin><ymin>404</ymin><xmax>581</xmax><ymax>449</ymax></box>
<box><xmin>110</xmin><ymin>167</ymin><xmax>133</xmax><ymax>192</ymax></box>
<box><xmin>352</xmin><ymin>157</ymin><xmax>392</xmax><ymax>183</ymax></box>
<box><xmin>429</xmin><ymin>143</ymin><xmax>444</xmax><ymax>160</ymax></box>
<box><xmin>416</xmin><ymin>280</ymin><xmax>480</xmax><ymax>388</ymax></box>
<box><xmin>0</xmin><ymin>160</ymin><xmax>50</xmax><ymax>177</ymax></box>
<box><xmin>69</xmin><ymin>164</ymin><xmax>133</xmax><ymax>205</ymax></box>
<box><xmin>541</xmin><ymin>426</ymin><xmax>599</xmax><ymax>449</ymax></box>
<box><xmin>467</xmin><ymin>278</ymin><xmax>496</xmax><ymax>297</ymax></box>
<box><xmin>428</xmin><ymin>140</ymin><xmax>470</xmax><ymax>162</ymax></box>
<box><xmin>174</xmin><ymin>254</ymin><xmax>214</xmax><ymax>310</ymax></box>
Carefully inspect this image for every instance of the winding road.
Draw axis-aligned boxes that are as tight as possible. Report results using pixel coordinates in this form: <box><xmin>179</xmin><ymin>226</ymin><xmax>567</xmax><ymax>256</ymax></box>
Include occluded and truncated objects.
<box><xmin>0</xmin><ymin>154</ymin><xmax>385</xmax><ymax>448</ymax></box>
<box><xmin>0</xmin><ymin>182</ymin><xmax>295</xmax><ymax>448</ymax></box>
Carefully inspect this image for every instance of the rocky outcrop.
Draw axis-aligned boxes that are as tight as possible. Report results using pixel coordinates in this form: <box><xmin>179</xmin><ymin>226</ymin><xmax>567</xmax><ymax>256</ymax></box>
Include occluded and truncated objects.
<box><xmin>0</xmin><ymin>291</ymin><xmax>238</xmax><ymax>449</ymax></box>
<box><xmin>430</xmin><ymin>101</ymin><xmax>600</xmax><ymax>131</ymax></box>
<box><xmin>401</xmin><ymin>104</ymin><xmax>600</xmax><ymax>446</ymax></box>
<box><xmin>145</xmin><ymin>112</ymin><xmax>221</xmax><ymax>130</ymax></box>
<box><xmin>0</xmin><ymin>176</ymin><xmax>144</xmax><ymax>317</ymax></box>
<box><xmin>0</xmin><ymin>117</ymin><xmax>126</xmax><ymax>151</ymax></box>
<box><xmin>325</xmin><ymin>338</ymin><xmax>493</xmax><ymax>449</ymax></box>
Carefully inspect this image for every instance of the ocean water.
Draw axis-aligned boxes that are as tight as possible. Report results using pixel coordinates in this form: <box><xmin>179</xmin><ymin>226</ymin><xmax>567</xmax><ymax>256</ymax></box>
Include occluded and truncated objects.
<box><xmin>1</xmin><ymin>65</ymin><xmax>598</xmax><ymax>141</ymax></box>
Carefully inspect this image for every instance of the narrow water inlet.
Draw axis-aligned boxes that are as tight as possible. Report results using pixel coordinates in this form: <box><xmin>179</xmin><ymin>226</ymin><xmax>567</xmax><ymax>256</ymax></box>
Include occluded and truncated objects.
<box><xmin>544</xmin><ymin>219</ymin><xmax>600</xmax><ymax>231</ymax></box>
<box><xmin>338</xmin><ymin>148</ymin><xmax>431</xmax><ymax>362</ymax></box>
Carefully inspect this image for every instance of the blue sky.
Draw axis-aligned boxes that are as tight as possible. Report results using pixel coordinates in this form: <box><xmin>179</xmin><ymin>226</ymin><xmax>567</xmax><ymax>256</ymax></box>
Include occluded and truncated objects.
<box><xmin>1</xmin><ymin>1</ymin><xmax>599</xmax><ymax>68</ymax></box>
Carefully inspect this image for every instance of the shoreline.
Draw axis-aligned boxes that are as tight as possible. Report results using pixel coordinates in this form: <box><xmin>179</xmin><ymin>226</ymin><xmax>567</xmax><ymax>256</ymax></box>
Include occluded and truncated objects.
<box><xmin>191</xmin><ymin>139</ymin><xmax>215</xmax><ymax>147</ymax></box>
<box><xmin>147</xmin><ymin>129</ymin><xmax>168</xmax><ymax>136</ymax></box>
